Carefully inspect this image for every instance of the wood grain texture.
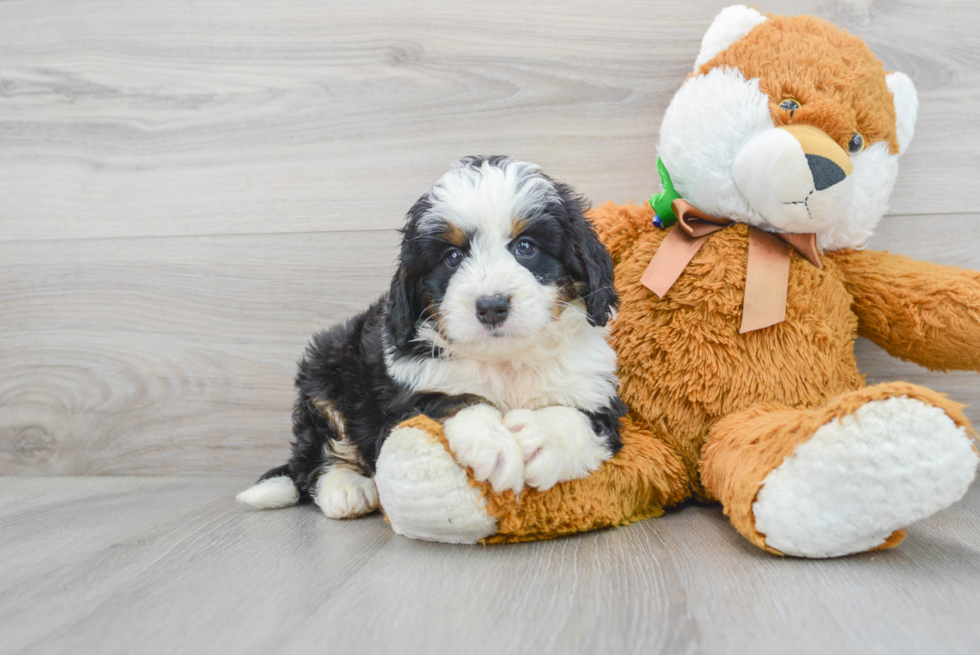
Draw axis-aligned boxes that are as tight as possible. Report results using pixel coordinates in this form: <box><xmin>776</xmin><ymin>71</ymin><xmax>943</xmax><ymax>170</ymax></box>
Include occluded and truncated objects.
<box><xmin>0</xmin><ymin>0</ymin><xmax>978</xmax><ymax>476</ymax></box>
<box><xmin>2</xmin><ymin>476</ymin><xmax>980</xmax><ymax>655</ymax></box>
<box><xmin>0</xmin><ymin>0</ymin><xmax>978</xmax><ymax>241</ymax></box>
<box><xmin>0</xmin><ymin>230</ymin><xmax>401</xmax><ymax>475</ymax></box>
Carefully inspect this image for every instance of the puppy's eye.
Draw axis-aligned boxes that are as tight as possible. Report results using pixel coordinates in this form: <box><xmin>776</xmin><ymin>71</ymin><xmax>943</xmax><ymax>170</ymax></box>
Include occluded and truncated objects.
<box><xmin>444</xmin><ymin>248</ymin><xmax>463</xmax><ymax>268</ymax></box>
<box><xmin>514</xmin><ymin>238</ymin><xmax>536</xmax><ymax>257</ymax></box>
<box><xmin>779</xmin><ymin>98</ymin><xmax>800</xmax><ymax>116</ymax></box>
<box><xmin>848</xmin><ymin>132</ymin><xmax>865</xmax><ymax>154</ymax></box>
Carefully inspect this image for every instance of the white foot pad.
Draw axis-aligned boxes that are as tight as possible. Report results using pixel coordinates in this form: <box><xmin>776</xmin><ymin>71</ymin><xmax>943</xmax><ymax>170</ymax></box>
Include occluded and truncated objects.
<box><xmin>375</xmin><ymin>425</ymin><xmax>497</xmax><ymax>544</ymax></box>
<box><xmin>443</xmin><ymin>405</ymin><xmax>525</xmax><ymax>494</ymax></box>
<box><xmin>314</xmin><ymin>467</ymin><xmax>379</xmax><ymax>519</ymax></box>
<box><xmin>754</xmin><ymin>396</ymin><xmax>978</xmax><ymax>558</ymax></box>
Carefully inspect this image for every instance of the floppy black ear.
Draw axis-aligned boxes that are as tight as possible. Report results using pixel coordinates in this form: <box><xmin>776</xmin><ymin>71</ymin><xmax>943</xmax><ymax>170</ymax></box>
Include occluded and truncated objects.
<box><xmin>385</xmin><ymin>197</ymin><xmax>429</xmax><ymax>352</ymax></box>
<box><xmin>385</xmin><ymin>262</ymin><xmax>425</xmax><ymax>352</ymax></box>
<box><xmin>556</xmin><ymin>183</ymin><xmax>618</xmax><ymax>326</ymax></box>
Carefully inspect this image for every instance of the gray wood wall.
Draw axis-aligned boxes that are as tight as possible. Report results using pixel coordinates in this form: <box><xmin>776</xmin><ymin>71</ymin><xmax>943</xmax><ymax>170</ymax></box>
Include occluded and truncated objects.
<box><xmin>2</xmin><ymin>0</ymin><xmax>978</xmax><ymax>476</ymax></box>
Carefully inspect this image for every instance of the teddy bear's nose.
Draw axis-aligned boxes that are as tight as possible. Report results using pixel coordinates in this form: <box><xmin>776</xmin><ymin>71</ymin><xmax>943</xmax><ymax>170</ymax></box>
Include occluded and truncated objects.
<box><xmin>778</xmin><ymin>124</ymin><xmax>854</xmax><ymax>185</ymax></box>
<box><xmin>806</xmin><ymin>154</ymin><xmax>848</xmax><ymax>190</ymax></box>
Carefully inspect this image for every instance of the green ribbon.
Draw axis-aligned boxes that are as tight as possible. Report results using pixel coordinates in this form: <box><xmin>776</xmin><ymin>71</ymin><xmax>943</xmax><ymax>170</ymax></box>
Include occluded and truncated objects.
<box><xmin>649</xmin><ymin>157</ymin><xmax>681</xmax><ymax>227</ymax></box>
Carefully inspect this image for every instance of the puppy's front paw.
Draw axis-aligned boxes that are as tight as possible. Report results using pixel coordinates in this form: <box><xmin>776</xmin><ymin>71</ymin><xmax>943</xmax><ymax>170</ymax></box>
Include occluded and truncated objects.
<box><xmin>443</xmin><ymin>405</ymin><xmax>524</xmax><ymax>494</ymax></box>
<box><xmin>504</xmin><ymin>407</ymin><xmax>611</xmax><ymax>491</ymax></box>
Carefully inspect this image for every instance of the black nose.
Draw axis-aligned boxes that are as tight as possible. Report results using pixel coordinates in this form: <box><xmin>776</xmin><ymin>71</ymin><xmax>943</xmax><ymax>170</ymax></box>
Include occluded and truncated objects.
<box><xmin>475</xmin><ymin>294</ymin><xmax>510</xmax><ymax>327</ymax></box>
<box><xmin>805</xmin><ymin>154</ymin><xmax>847</xmax><ymax>191</ymax></box>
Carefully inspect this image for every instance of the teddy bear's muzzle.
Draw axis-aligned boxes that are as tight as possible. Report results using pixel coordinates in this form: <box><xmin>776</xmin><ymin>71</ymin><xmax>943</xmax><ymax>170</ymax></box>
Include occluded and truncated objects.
<box><xmin>732</xmin><ymin>124</ymin><xmax>854</xmax><ymax>234</ymax></box>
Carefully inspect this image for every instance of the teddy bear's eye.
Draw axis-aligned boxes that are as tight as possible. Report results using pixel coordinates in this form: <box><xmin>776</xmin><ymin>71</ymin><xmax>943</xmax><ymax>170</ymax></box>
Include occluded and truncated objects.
<box><xmin>779</xmin><ymin>98</ymin><xmax>800</xmax><ymax>116</ymax></box>
<box><xmin>848</xmin><ymin>132</ymin><xmax>865</xmax><ymax>154</ymax></box>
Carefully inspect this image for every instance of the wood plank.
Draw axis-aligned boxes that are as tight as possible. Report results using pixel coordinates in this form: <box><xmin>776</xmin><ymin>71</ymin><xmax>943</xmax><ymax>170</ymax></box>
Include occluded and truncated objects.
<box><xmin>1</xmin><ymin>0</ymin><xmax>978</xmax><ymax>241</ymax></box>
<box><xmin>0</xmin><ymin>477</ymin><xmax>394</xmax><ymax>654</ymax></box>
<box><xmin>0</xmin><ymin>230</ymin><xmax>400</xmax><ymax>476</ymax></box>
<box><xmin>2</xmin><ymin>213</ymin><xmax>978</xmax><ymax>476</ymax></box>
<box><xmin>652</xmin><ymin>481</ymin><xmax>980</xmax><ymax>655</ymax></box>
<box><xmin>2</xmin><ymin>476</ymin><xmax>979</xmax><ymax>654</ymax></box>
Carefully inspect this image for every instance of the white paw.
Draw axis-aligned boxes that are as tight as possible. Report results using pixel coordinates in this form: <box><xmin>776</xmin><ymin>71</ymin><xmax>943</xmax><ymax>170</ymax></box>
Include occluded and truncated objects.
<box><xmin>314</xmin><ymin>467</ymin><xmax>379</xmax><ymax>519</ymax></box>
<box><xmin>503</xmin><ymin>406</ymin><xmax>612</xmax><ymax>491</ymax></box>
<box><xmin>443</xmin><ymin>404</ymin><xmax>524</xmax><ymax>494</ymax></box>
<box><xmin>754</xmin><ymin>396</ymin><xmax>979</xmax><ymax>558</ymax></box>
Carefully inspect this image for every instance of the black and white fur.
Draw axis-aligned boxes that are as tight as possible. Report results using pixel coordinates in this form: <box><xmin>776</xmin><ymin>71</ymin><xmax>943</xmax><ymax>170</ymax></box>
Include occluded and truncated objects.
<box><xmin>238</xmin><ymin>156</ymin><xmax>626</xmax><ymax>518</ymax></box>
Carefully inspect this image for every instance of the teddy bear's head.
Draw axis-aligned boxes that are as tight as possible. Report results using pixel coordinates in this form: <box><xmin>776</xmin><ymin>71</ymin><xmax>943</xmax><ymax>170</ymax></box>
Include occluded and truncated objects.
<box><xmin>656</xmin><ymin>5</ymin><xmax>918</xmax><ymax>250</ymax></box>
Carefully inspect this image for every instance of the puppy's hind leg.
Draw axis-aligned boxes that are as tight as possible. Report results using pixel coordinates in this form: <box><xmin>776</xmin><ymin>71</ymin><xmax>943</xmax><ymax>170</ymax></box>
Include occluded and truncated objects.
<box><xmin>305</xmin><ymin>398</ymin><xmax>380</xmax><ymax>519</ymax></box>
<box><xmin>314</xmin><ymin>464</ymin><xmax>380</xmax><ymax>519</ymax></box>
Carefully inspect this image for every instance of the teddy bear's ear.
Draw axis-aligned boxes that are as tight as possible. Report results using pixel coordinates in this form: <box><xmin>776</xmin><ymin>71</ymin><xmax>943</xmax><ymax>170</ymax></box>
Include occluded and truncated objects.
<box><xmin>693</xmin><ymin>5</ymin><xmax>767</xmax><ymax>72</ymax></box>
<box><xmin>887</xmin><ymin>72</ymin><xmax>919</xmax><ymax>154</ymax></box>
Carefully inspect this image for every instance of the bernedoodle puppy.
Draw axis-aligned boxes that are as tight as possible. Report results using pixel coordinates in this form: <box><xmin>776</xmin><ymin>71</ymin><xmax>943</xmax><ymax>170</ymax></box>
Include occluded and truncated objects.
<box><xmin>238</xmin><ymin>156</ymin><xmax>625</xmax><ymax>518</ymax></box>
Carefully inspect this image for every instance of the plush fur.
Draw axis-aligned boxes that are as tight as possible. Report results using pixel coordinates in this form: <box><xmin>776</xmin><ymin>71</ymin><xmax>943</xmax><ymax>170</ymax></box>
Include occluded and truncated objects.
<box><xmin>372</xmin><ymin>7</ymin><xmax>980</xmax><ymax>556</ymax></box>
<box><xmin>375</xmin><ymin>422</ymin><xmax>498</xmax><ymax>543</ymax></box>
<box><xmin>752</xmin><ymin>396</ymin><xmax>975</xmax><ymax>558</ymax></box>
<box><xmin>693</xmin><ymin>4</ymin><xmax>767</xmax><ymax>71</ymax></box>
<box><xmin>238</xmin><ymin>156</ymin><xmax>626</xmax><ymax>516</ymax></box>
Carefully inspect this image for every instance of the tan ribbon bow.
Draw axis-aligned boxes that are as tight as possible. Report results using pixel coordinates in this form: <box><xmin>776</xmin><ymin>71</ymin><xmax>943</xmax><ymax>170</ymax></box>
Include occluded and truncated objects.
<box><xmin>640</xmin><ymin>199</ymin><xmax>823</xmax><ymax>334</ymax></box>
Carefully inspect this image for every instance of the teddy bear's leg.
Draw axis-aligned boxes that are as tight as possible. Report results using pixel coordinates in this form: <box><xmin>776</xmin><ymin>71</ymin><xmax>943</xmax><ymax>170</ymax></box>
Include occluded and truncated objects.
<box><xmin>700</xmin><ymin>382</ymin><xmax>978</xmax><ymax>558</ymax></box>
<box><xmin>376</xmin><ymin>414</ymin><xmax>690</xmax><ymax>544</ymax></box>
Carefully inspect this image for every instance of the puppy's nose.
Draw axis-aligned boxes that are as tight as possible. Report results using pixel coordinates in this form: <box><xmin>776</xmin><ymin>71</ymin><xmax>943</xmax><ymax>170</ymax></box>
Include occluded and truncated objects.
<box><xmin>806</xmin><ymin>154</ymin><xmax>847</xmax><ymax>191</ymax></box>
<box><xmin>475</xmin><ymin>294</ymin><xmax>510</xmax><ymax>327</ymax></box>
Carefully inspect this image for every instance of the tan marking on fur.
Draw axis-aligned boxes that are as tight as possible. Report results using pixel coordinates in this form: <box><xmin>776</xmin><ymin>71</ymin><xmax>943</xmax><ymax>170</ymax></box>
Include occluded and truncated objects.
<box><xmin>312</xmin><ymin>398</ymin><xmax>348</xmax><ymax>441</ymax></box>
<box><xmin>424</xmin><ymin>301</ymin><xmax>452</xmax><ymax>344</ymax></box>
<box><xmin>313</xmin><ymin>398</ymin><xmax>367</xmax><ymax>474</ymax></box>
<box><xmin>416</xmin><ymin>297</ymin><xmax>450</xmax><ymax>343</ymax></box>
<box><xmin>442</xmin><ymin>223</ymin><xmax>467</xmax><ymax>248</ymax></box>
<box><xmin>510</xmin><ymin>217</ymin><xmax>527</xmax><ymax>240</ymax></box>
<box><xmin>324</xmin><ymin>438</ymin><xmax>364</xmax><ymax>471</ymax></box>
<box><xmin>696</xmin><ymin>14</ymin><xmax>900</xmax><ymax>154</ymax></box>
<box><xmin>552</xmin><ymin>283</ymin><xmax>581</xmax><ymax>319</ymax></box>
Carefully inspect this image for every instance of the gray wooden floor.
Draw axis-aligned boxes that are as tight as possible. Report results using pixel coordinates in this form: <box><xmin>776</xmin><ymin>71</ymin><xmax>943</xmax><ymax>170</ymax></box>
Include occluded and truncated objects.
<box><xmin>3</xmin><ymin>0</ymin><xmax>980</xmax><ymax>653</ymax></box>
<box><xmin>3</xmin><ymin>476</ymin><xmax>980</xmax><ymax>655</ymax></box>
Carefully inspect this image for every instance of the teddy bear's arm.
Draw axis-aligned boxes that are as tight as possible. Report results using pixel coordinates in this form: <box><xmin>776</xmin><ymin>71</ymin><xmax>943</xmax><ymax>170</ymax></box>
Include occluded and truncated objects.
<box><xmin>832</xmin><ymin>249</ymin><xmax>980</xmax><ymax>371</ymax></box>
<box><xmin>587</xmin><ymin>201</ymin><xmax>658</xmax><ymax>266</ymax></box>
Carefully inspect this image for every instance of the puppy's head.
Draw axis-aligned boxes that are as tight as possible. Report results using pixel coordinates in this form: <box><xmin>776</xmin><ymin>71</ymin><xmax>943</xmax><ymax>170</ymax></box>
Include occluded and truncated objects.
<box><xmin>386</xmin><ymin>156</ymin><xmax>616</xmax><ymax>359</ymax></box>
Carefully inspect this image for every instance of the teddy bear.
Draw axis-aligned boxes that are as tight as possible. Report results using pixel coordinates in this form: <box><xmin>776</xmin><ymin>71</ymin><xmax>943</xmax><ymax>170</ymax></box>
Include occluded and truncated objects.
<box><xmin>371</xmin><ymin>5</ymin><xmax>980</xmax><ymax>557</ymax></box>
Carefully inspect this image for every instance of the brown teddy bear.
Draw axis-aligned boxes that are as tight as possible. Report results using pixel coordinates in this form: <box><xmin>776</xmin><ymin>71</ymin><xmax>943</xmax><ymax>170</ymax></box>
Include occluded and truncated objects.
<box><xmin>373</xmin><ymin>5</ymin><xmax>980</xmax><ymax>557</ymax></box>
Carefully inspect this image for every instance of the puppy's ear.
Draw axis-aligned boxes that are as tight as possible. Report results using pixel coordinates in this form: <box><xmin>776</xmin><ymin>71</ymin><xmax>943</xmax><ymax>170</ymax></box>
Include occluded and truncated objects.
<box><xmin>385</xmin><ymin>198</ymin><xmax>429</xmax><ymax>351</ymax></box>
<box><xmin>557</xmin><ymin>184</ymin><xmax>618</xmax><ymax>327</ymax></box>
<box><xmin>386</xmin><ymin>263</ymin><xmax>423</xmax><ymax>352</ymax></box>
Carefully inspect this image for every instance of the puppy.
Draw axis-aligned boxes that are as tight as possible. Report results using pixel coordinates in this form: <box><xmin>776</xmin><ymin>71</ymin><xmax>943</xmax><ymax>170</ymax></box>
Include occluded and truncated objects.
<box><xmin>237</xmin><ymin>156</ymin><xmax>626</xmax><ymax>519</ymax></box>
